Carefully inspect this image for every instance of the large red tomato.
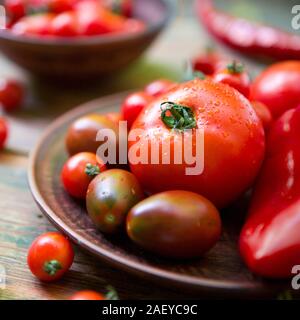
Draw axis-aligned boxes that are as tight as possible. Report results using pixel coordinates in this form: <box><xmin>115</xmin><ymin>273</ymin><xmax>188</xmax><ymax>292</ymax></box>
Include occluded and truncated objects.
<box><xmin>129</xmin><ymin>79</ymin><xmax>265</xmax><ymax>208</ymax></box>
<box><xmin>250</xmin><ymin>61</ymin><xmax>300</xmax><ymax>119</ymax></box>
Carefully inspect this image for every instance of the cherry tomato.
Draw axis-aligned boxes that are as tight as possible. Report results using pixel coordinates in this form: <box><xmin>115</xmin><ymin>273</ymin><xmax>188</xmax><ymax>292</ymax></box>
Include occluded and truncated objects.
<box><xmin>66</xmin><ymin>114</ymin><xmax>119</xmax><ymax>155</ymax></box>
<box><xmin>75</xmin><ymin>1</ymin><xmax>125</xmax><ymax>35</ymax></box>
<box><xmin>127</xmin><ymin>190</ymin><xmax>221</xmax><ymax>259</ymax></box>
<box><xmin>250</xmin><ymin>61</ymin><xmax>300</xmax><ymax>119</ymax></box>
<box><xmin>129</xmin><ymin>79</ymin><xmax>265</xmax><ymax>208</ymax></box>
<box><xmin>251</xmin><ymin>101</ymin><xmax>273</xmax><ymax>131</ymax></box>
<box><xmin>48</xmin><ymin>0</ymin><xmax>76</xmax><ymax>13</ymax></box>
<box><xmin>69</xmin><ymin>290</ymin><xmax>105</xmax><ymax>300</ymax></box>
<box><xmin>121</xmin><ymin>92</ymin><xmax>152</xmax><ymax>129</ymax></box>
<box><xmin>0</xmin><ymin>79</ymin><xmax>24</xmax><ymax>112</ymax></box>
<box><xmin>0</xmin><ymin>118</ymin><xmax>8</xmax><ymax>150</ymax></box>
<box><xmin>192</xmin><ymin>50</ymin><xmax>226</xmax><ymax>75</ymax></box>
<box><xmin>213</xmin><ymin>61</ymin><xmax>250</xmax><ymax>98</ymax></box>
<box><xmin>86</xmin><ymin>169</ymin><xmax>144</xmax><ymax>233</ymax></box>
<box><xmin>11</xmin><ymin>13</ymin><xmax>54</xmax><ymax>36</ymax></box>
<box><xmin>50</xmin><ymin>11</ymin><xmax>78</xmax><ymax>37</ymax></box>
<box><xmin>5</xmin><ymin>0</ymin><xmax>25</xmax><ymax>23</ymax></box>
<box><xmin>27</xmin><ymin>232</ymin><xmax>74</xmax><ymax>282</ymax></box>
<box><xmin>61</xmin><ymin>152</ymin><xmax>107</xmax><ymax>199</ymax></box>
<box><xmin>144</xmin><ymin>79</ymin><xmax>175</xmax><ymax>98</ymax></box>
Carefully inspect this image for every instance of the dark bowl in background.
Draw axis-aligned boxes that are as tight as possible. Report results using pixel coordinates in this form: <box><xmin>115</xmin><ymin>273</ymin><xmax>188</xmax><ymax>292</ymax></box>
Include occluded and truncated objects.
<box><xmin>0</xmin><ymin>0</ymin><xmax>171</xmax><ymax>79</ymax></box>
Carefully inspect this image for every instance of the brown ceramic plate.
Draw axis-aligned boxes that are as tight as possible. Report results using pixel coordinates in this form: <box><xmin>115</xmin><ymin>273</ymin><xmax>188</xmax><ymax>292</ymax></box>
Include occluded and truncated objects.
<box><xmin>28</xmin><ymin>93</ymin><xmax>289</xmax><ymax>298</ymax></box>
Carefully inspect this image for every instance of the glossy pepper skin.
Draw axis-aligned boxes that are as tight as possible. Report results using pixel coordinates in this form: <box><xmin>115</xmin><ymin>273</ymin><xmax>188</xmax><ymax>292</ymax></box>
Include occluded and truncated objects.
<box><xmin>196</xmin><ymin>0</ymin><xmax>300</xmax><ymax>61</ymax></box>
<box><xmin>240</xmin><ymin>106</ymin><xmax>300</xmax><ymax>278</ymax></box>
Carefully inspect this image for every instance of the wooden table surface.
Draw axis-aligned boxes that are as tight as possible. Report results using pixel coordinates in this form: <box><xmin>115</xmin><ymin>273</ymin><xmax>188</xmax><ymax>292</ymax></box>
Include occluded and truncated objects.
<box><xmin>0</xmin><ymin>0</ymin><xmax>267</xmax><ymax>300</ymax></box>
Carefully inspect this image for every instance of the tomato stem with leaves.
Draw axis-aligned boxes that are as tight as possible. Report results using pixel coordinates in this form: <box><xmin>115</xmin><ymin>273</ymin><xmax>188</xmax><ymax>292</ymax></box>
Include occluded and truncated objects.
<box><xmin>43</xmin><ymin>260</ymin><xmax>62</xmax><ymax>276</ymax></box>
<box><xmin>105</xmin><ymin>285</ymin><xmax>119</xmax><ymax>300</ymax></box>
<box><xmin>227</xmin><ymin>61</ymin><xmax>244</xmax><ymax>74</ymax></box>
<box><xmin>160</xmin><ymin>102</ymin><xmax>196</xmax><ymax>131</ymax></box>
<box><xmin>85</xmin><ymin>163</ymin><xmax>100</xmax><ymax>176</ymax></box>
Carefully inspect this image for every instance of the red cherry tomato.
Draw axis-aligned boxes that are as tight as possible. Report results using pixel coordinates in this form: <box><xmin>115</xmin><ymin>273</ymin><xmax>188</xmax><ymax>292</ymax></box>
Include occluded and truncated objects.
<box><xmin>250</xmin><ymin>61</ymin><xmax>300</xmax><ymax>119</ymax></box>
<box><xmin>0</xmin><ymin>118</ymin><xmax>8</xmax><ymax>150</ymax></box>
<box><xmin>121</xmin><ymin>91</ymin><xmax>152</xmax><ymax>129</ymax></box>
<box><xmin>5</xmin><ymin>0</ymin><xmax>25</xmax><ymax>22</ymax></box>
<box><xmin>69</xmin><ymin>290</ymin><xmax>105</xmax><ymax>300</ymax></box>
<box><xmin>75</xmin><ymin>1</ymin><xmax>125</xmax><ymax>36</ymax></box>
<box><xmin>192</xmin><ymin>50</ymin><xmax>226</xmax><ymax>75</ymax></box>
<box><xmin>0</xmin><ymin>79</ymin><xmax>24</xmax><ymax>112</ymax></box>
<box><xmin>144</xmin><ymin>79</ymin><xmax>175</xmax><ymax>98</ymax></box>
<box><xmin>48</xmin><ymin>0</ymin><xmax>76</xmax><ymax>13</ymax></box>
<box><xmin>251</xmin><ymin>101</ymin><xmax>273</xmax><ymax>131</ymax></box>
<box><xmin>11</xmin><ymin>13</ymin><xmax>54</xmax><ymax>36</ymax></box>
<box><xmin>27</xmin><ymin>232</ymin><xmax>74</xmax><ymax>282</ymax></box>
<box><xmin>50</xmin><ymin>11</ymin><xmax>78</xmax><ymax>37</ymax></box>
<box><xmin>61</xmin><ymin>152</ymin><xmax>107</xmax><ymax>199</ymax></box>
<box><xmin>213</xmin><ymin>61</ymin><xmax>250</xmax><ymax>98</ymax></box>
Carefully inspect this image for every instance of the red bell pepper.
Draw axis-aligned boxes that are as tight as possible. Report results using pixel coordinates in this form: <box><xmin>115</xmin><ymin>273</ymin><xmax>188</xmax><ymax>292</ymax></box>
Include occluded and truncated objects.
<box><xmin>196</xmin><ymin>0</ymin><xmax>300</xmax><ymax>61</ymax></box>
<box><xmin>239</xmin><ymin>106</ymin><xmax>300</xmax><ymax>278</ymax></box>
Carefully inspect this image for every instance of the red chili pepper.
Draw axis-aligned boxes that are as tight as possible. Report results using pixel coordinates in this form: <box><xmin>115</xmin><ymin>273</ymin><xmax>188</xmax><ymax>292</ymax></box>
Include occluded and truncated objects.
<box><xmin>239</xmin><ymin>106</ymin><xmax>300</xmax><ymax>278</ymax></box>
<box><xmin>196</xmin><ymin>0</ymin><xmax>300</xmax><ymax>61</ymax></box>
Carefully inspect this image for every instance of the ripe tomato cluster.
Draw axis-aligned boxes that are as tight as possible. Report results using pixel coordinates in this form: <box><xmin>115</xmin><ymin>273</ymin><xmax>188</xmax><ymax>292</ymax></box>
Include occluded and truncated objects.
<box><xmin>5</xmin><ymin>0</ymin><xmax>145</xmax><ymax>38</ymax></box>
<box><xmin>58</xmin><ymin>57</ymin><xmax>300</xmax><ymax>280</ymax></box>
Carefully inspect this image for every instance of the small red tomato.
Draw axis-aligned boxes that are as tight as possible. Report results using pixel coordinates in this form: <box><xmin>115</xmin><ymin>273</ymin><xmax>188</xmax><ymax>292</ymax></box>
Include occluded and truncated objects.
<box><xmin>0</xmin><ymin>79</ymin><xmax>24</xmax><ymax>112</ymax></box>
<box><xmin>69</xmin><ymin>290</ymin><xmax>105</xmax><ymax>300</ymax></box>
<box><xmin>250</xmin><ymin>61</ymin><xmax>300</xmax><ymax>119</ymax></box>
<box><xmin>213</xmin><ymin>61</ymin><xmax>250</xmax><ymax>98</ymax></box>
<box><xmin>121</xmin><ymin>91</ymin><xmax>152</xmax><ymax>129</ymax></box>
<box><xmin>75</xmin><ymin>1</ymin><xmax>124</xmax><ymax>35</ymax></box>
<box><xmin>192</xmin><ymin>50</ymin><xmax>226</xmax><ymax>75</ymax></box>
<box><xmin>144</xmin><ymin>79</ymin><xmax>175</xmax><ymax>98</ymax></box>
<box><xmin>11</xmin><ymin>13</ymin><xmax>54</xmax><ymax>36</ymax></box>
<box><xmin>48</xmin><ymin>0</ymin><xmax>75</xmax><ymax>13</ymax></box>
<box><xmin>251</xmin><ymin>101</ymin><xmax>273</xmax><ymax>131</ymax></box>
<box><xmin>50</xmin><ymin>11</ymin><xmax>78</xmax><ymax>37</ymax></box>
<box><xmin>61</xmin><ymin>152</ymin><xmax>106</xmax><ymax>199</ymax></box>
<box><xmin>27</xmin><ymin>232</ymin><xmax>74</xmax><ymax>282</ymax></box>
<box><xmin>0</xmin><ymin>117</ymin><xmax>8</xmax><ymax>150</ymax></box>
<box><xmin>5</xmin><ymin>0</ymin><xmax>25</xmax><ymax>22</ymax></box>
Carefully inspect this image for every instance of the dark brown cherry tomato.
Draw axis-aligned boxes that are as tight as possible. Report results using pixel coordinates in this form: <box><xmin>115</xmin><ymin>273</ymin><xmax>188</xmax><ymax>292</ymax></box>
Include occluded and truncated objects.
<box><xmin>11</xmin><ymin>13</ymin><xmax>54</xmax><ymax>36</ymax></box>
<box><xmin>61</xmin><ymin>152</ymin><xmax>106</xmax><ymax>199</ymax></box>
<box><xmin>0</xmin><ymin>79</ymin><xmax>24</xmax><ymax>112</ymax></box>
<box><xmin>66</xmin><ymin>114</ymin><xmax>119</xmax><ymax>156</ymax></box>
<box><xmin>251</xmin><ymin>101</ymin><xmax>273</xmax><ymax>131</ymax></box>
<box><xmin>27</xmin><ymin>232</ymin><xmax>74</xmax><ymax>282</ymax></box>
<box><xmin>50</xmin><ymin>11</ymin><xmax>79</xmax><ymax>37</ymax></box>
<box><xmin>213</xmin><ymin>61</ymin><xmax>250</xmax><ymax>98</ymax></box>
<box><xmin>0</xmin><ymin>118</ymin><xmax>8</xmax><ymax>150</ymax></box>
<box><xmin>121</xmin><ymin>92</ymin><xmax>152</xmax><ymax>129</ymax></box>
<box><xmin>69</xmin><ymin>290</ymin><xmax>105</xmax><ymax>300</ymax></box>
<box><xmin>127</xmin><ymin>190</ymin><xmax>222</xmax><ymax>259</ymax></box>
<box><xmin>86</xmin><ymin>169</ymin><xmax>144</xmax><ymax>234</ymax></box>
<box><xmin>144</xmin><ymin>79</ymin><xmax>175</xmax><ymax>98</ymax></box>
